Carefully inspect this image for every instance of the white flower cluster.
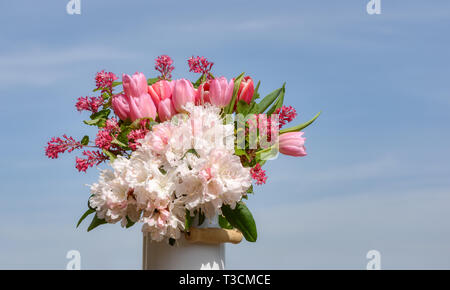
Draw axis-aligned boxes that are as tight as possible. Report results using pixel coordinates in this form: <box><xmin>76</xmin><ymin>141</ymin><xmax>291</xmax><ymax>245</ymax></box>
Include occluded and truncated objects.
<box><xmin>89</xmin><ymin>104</ymin><xmax>252</xmax><ymax>242</ymax></box>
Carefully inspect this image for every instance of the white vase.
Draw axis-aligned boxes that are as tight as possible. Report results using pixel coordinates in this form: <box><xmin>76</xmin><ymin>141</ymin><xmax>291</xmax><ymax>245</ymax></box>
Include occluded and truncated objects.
<box><xmin>142</xmin><ymin>216</ymin><xmax>226</xmax><ymax>270</ymax></box>
<box><xmin>142</xmin><ymin>233</ymin><xmax>225</xmax><ymax>270</ymax></box>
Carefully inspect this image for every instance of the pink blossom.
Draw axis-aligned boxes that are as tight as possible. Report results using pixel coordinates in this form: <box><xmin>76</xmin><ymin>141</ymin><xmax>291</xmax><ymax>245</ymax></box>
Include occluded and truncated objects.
<box><xmin>75</xmin><ymin>96</ymin><xmax>103</xmax><ymax>113</ymax></box>
<box><xmin>95</xmin><ymin>70</ymin><xmax>118</xmax><ymax>93</ymax></box>
<box><xmin>45</xmin><ymin>135</ymin><xmax>82</xmax><ymax>159</ymax></box>
<box><xmin>148</xmin><ymin>80</ymin><xmax>174</xmax><ymax>106</ymax></box>
<box><xmin>105</xmin><ymin>117</ymin><xmax>119</xmax><ymax>132</ymax></box>
<box><xmin>95</xmin><ymin>130</ymin><xmax>113</xmax><ymax>150</ymax></box>
<box><xmin>122</xmin><ymin>73</ymin><xmax>157</xmax><ymax>121</ymax></box>
<box><xmin>209</xmin><ymin>76</ymin><xmax>234</xmax><ymax>108</ymax></box>
<box><xmin>187</xmin><ymin>56</ymin><xmax>214</xmax><ymax>77</ymax></box>
<box><xmin>158</xmin><ymin>98</ymin><xmax>177</xmax><ymax>122</ymax></box>
<box><xmin>250</xmin><ymin>163</ymin><xmax>267</xmax><ymax>185</ymax></box>
<box><xmin>172</xmin><ymin>79</ymin><xmax>196</xmax><ymax>112</ymax></box>
<box><xmin>275</xmin><ymin>105</ymin><xmax>297</xmax><ymax>128</ymax></box>
<box><xmin>75</xmin><ymin>150</ymin><xmax>107</xmax><ymax>172</ymax></box>
<box><xmin>279</xmin><ymin>132</ymin><xmax>307</xmax><ymax>157</ymax></box>
<box><xmin>237</xmin><ymin>76</ymin><xmax>254</xmax><ymax>104</ymax></box>
<box><xmin>128</xmin><ymin>128</ymin><xmax>149</xmax><ymax>151</ymax></box>
<box><xmin>154</xmin><ymin>55</ymin><xmax>175</xmax><ymax>80</ymax></box>
<box><xmin>111</xmin><ymin>93</ymin><xmax>130</xmax><ymax>121</ymax></box>
<box><xmin>195</xmin><ymin>82</ymin><xmax>211</xmax><ymax>105</ymax></box>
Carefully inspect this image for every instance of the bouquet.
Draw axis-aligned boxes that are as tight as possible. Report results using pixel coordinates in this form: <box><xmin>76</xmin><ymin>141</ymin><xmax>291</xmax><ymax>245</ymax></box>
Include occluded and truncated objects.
<box><xmin>45</xmin><ymin>55</ymin><xmax>320</xmax><ymax>244</ymax></box>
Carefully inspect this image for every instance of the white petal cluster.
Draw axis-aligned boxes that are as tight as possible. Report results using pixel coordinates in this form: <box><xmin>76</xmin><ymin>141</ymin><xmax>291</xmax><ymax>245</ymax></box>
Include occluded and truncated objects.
<box><xmin>89</xmin><ymin>104</ymin><xmax>251</xmax><ymax>242</ymax></box>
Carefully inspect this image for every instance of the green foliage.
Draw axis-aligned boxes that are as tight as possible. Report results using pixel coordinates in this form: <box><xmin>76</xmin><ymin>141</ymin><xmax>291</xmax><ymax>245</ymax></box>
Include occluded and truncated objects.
<box><xmin>257</xmin><ymin>84</ymin><xmax>285</xmax><ymax>114</ymax></box>
<box><xmin>80</xmin><ymin>135</ymin><xmax>89</xmax><ymax>146</ymax></box>
<box><xmin>185</xmin><ymin>210</ymin><xmax>193</xmax><ymax>232</ymax></box>
<box><xmin>225</xmin><ymin>72</ymin><xmax>245</xmax><ymax>114</ymax></box>
<box><xmin>280</xmin><ymin>111</ymin><xmax>322</xmax><ymax>134</ymax></box>
<box><xmin>218</xmin><ymin>215</ymin><xmax>233</xmax><ymax>229</ymax></box>
<box><xmin>221</xmin><ymin>202</ymin><xmax>257</xmax><ymax>242</ymax></box>
<box><xmin>76</xmin><ymin>208</ymin><xmax>95</xmax><ymax>228</ymax></box>
<box><xmin>87</xmin><ymin>214</ymin><xmax>107</xmax><ymax>232</ymax></box>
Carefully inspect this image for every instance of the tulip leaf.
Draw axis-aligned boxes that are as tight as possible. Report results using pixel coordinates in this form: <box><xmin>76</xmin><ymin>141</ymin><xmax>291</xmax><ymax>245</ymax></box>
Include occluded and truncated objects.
<box><xmin>198</xmin><ymin>210</ymin><xmax>205</xmax><ymax>226</ymax></box>
<box><xmin>280</xmin><ymin>111</ymin><xmax>322</xmax><ymax>134</ymax></box>
<box><xmin>251</xmin><ymin>80</ymin><xmax>261</xmax><ymax>102</ymax></box>
<box><xmin>76</xmin><ymin>208</ymin><xmax>95</xmax><ymax>228</ymax></box>
<box><xmin>236</xmin><ymin>100</ymin><xmax>250</xmax><ymax>115</ymax></box>
<box><xmin>221</xmin><ymin>202</ymin><xmax>257</xmax><ymax>242</ymax></box>
<box><xmin>147</xmin><ymin>77</ymin><xmax>160</xmax><ymax>86</ymax></box>
<box><xmin>87</xmin><ymin>214</ymin><xmax>107</xmax><ymax>232</ymax></box>
<box><xmin>258</xmin><ymin>84</ymin><xmax>285</xmax><ymax>114</ymax></box>
<box><xmin>266</xmin><ymin>83</ymin><xmax>285</xmax><ymax>115</ymax></box>
<box><xmin>102</xmin><ymin>149</ymin><xmax>117</xmax><ymax>162</ymax></box>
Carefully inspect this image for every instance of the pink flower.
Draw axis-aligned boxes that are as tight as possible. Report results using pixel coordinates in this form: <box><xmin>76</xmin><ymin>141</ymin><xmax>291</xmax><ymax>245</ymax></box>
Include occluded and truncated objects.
<box><xmin>122</xmin><ymin>73</ymin><xmax>157</xmax><ymax>121</ymax></box>
<box><xmin>172</xmin><ymin>79</ymin><xmax>196</xmax><ymax>112</ymax></box>
<box><xmin>154</xmin><ymin>55</ymin><xmax>175</xmax><ymax>80</ymax></box>
<box><xmin>237</xmin><ymin>76</ymin><xmax>254</xmax><ymax>104</ymax></box>
<box><xmin>45</xmin><ymin>135</ymin><xmax>82</xmax><ymax>159</ymax></box>
<box><xmin>111</xmin><ymin>94</ymin><xmax>130</xmax><ymax>121</ymax></box>
<box><xmin>187</xmin><ymin>56</ymin><xmax>214</xmax><ymax>77</ymax></box>
<box><xmin>75</xmin><ymin>96</ymin><xmax>103</xmax><ymax>113</ymax></box>
<box><xmin>209</xmin><ymin>77</ymin><xmax>234</xmax><ymax>108</ymax></box>
<box><xmin>158</xmin><ymin>98</ymin><xmax>177</xmax><ymax>122</ymax></box>
<box><xmin>279</xmin><ymin>132</ymin><xmax>307</xmax><ymax>157</ymax></box>
<box><xmin>127</xmin><ymin>128</ymin><xmax>149</xmax><ymax>151</ymax></box>
<box><xmin>275</xmin><ymin>105</ymin><xmax>297</xmax><ymax>128</ymax></box>
<box><xmin>95</xmin><ymin>130</ymin><xmax>113</xmax><ymax>150</ymax></box>
<box><xmin>145</xmin><ymin>123</ymin><xmax>173</xmax><ymax>153</ymax></box>
<box><xmin>95</xmin><ymin>70</ymin><xmax>118</xmax><ymax>93</ymax></box>
<box><xmin>75</xmin><ymin>150</ymin><xmax>107</xmax><ymax>172</ymax></box>
<box><xmin>148</xmin><ymin>80</ymin><xmax>174</xmax><ymax>106</ymax></box>
<box><xmin>195</xmin><ymin>82</ymin><xmax>211</xmax><ymax>105</ymax></box>
<box><xmin>250</xmin><ymin>163</ymin><xmax>267</xmax><ymax>185</ymax></box>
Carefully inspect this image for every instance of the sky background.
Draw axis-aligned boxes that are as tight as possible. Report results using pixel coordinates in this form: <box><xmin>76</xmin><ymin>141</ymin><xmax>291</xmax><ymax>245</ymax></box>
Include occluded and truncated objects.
<box><xmin>1</xmin><ymin>0</ymin><xmax>450</xmax><ymax>269</ymax></box>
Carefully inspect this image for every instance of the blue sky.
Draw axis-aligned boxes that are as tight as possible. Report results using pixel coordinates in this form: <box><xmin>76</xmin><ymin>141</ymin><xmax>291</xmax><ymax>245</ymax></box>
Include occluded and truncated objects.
<box><xmin>1</xmin><ymin>0</ymin><xmax>450</xmax><ymax>269</ymax></box>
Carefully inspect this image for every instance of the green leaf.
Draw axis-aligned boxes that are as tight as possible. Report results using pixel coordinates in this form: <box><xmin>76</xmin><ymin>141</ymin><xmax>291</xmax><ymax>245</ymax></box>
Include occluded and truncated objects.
<box><xmin>280</xmin><ymin>111</ymin><xmax>322</xmax><ymax>134</ymax></box>
<box><xmin>90</xmin><ymin>108</ymin><xmax>110</xmax><ymax>120</ymax></box>
<box><xmin>225</xmin><ymin>72</ymin><xmax>245</xmax><ymax>114</ymax></box>
<box><xmin>87</xmin><ymin>214</ymin><xmax>107</xmax><ymax>232</ymax></box>
<box><xmin>266</xmin><ymin>83</ymin><xmax>285</xmax><ymax>115</ymax></box>
<box><xmin>102</xmin><ymin>149</ymin><xmax>116</xmax><ymax>162</ymax></box>
<box><xmin>246</xmin><ymin>185</ymin><xmax>254</xmax><ymax>194</ymax></box>
<box><xmin>80</xmin><ymin>135</ymin><xmax>89</xmax><ymax>146</ymax></box>
<box><xmin>257</xmin><ymin>85</ymin><xmax>284</xmax><ymax>114</ymax></box>
<box><xmin>218</xmin><ymin>215</ymin><xmax>233</xmax><ymax>229</ymax></box>
<box><xmin>193</xmin><ymin>75</ymin><xmax>205</xmax><ymax>88</ymax></box>
<box><xmin>125</xmin><ymin>216</ymin><xmax>135</xmax><ymax>228</ymax></box>
<box><xmin>185</xmin><ymin>210</ymin><xmax>193</xmax><ymax>232</ymax></box>
<box><xmin>182</xmin><ymin>148</ymin><xmax>200</xmax><ymax>159</ymax></box>
<box><xmin>112</xmin><ymin>81</ymin><xmax>122</xmax><ymax>87</ymax></box>
<box><xmin>147</xmin><ymin>77</ymin><xmax>160</xmax><ymax>85</ymax></box>
<box><xmin>76</xmin><ymin>208</ymin><xmax>95</xmax><ymax>228</ymax></box>
<box><xmin>236</xmin><ymin>100</ymin><xmax>250</xmax><ymax>115</ymax></box>
<box><xmin>221</xmin><ymin>203</ymin><xmax>257</xmax><ymax>242</ymax></box>
<box><xmin>111</xmin><ymin>138</ymin><xmax>128</xmax><ymax>148</ymax></box>
<box><xmin>251</xmin><ymin>81</ymin><xmax>261</xmax><ymax>102</ymax></box>
<box><xmin>198</xmin><ymin>210</ymin><xmax>205</xmax><ymax>226</ymax></box>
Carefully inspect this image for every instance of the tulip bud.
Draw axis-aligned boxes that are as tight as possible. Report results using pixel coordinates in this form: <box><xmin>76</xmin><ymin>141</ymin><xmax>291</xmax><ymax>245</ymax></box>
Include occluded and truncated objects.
<box><xmin>209</xmin><ymin>76</ymin><xmax>234</xmax><ymax>108</ymax></box>
<box><xmin>279</xmin><ymin>132</ymin><xmax>307</xmax><ymax>157</ymax></box>
<box><xmin>148</xmin><ymin>80</ymin><xmax>174</xmax><ymax>106</ymax></box>
<box><xmin>158</xmin><ymin>98</ymin><xmax>177</xmax><ymax>122</ymax></box>
<box><xmin>122</xmin><ymin>72</ymin><xmax>157</xmax><ymax>121</ymax></box>
<box><xmin>172</xmin><ymin>79</ymin><xmax>196</xmax><ymax>112</ymax></box>
<box><xmin>237</xmin><ymin>76</ymin><xmax>254</xmax><ymax>104</ymax></box>
<box><xmin>111</xmin><ymin>94</ymin><xmax>130</xmax><ymax>121</ymax></box>
<box><xmin>195</xmin><ymin>82</ymin><xmax>211</xmax><ymax>105</ymax></box>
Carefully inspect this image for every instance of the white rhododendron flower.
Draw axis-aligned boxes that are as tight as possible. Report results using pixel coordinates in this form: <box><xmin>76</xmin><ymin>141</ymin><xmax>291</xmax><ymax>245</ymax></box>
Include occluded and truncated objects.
<box><xmin>89</xmin><ymin>104</ymin><xmax>252</xmax><ymax>242</ymax></box>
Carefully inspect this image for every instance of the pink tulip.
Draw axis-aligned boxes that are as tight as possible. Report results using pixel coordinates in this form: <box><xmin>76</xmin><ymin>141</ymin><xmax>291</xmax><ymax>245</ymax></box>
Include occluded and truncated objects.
<box><xmin>122</xmin><ymin>73</ymin><xmax>156</xmax><ymax>121</ymax></box>
<box><xmin>279</xmin><ymin>132</ymin><xmax>307</xmax><ymax>157</ymax></box>
<box><xmin>158</xmin><ymin>98</ymin><xmax>177</xmax><ymax>122</ymax></box>
<box><xmin>209</xmin><ymin>76</ymin><xmax>234</xmax><ymax>108</ymax></box>
<box><xmin>148</xmin><ymin>80</ymin><xmax>174</xmax><ymax>106</ymax></box>
<box><xmin>195</xmin><ymin>82</ymin><xmax>211</xmax><ymax>105</ymax></box>
<box><xmin>111</xmin><ymin>93</ymin><xmax>130</xmax><ymax>121</ymax></box>
<box><xmin>237</xmin><ymin>76</ymin><xmax>254</xmax><ymax>104</ymax></box>
<box><xmin>172</xmin><ymin>79</ymin><xmax>196</xmax><ymax>112</ymax></box>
